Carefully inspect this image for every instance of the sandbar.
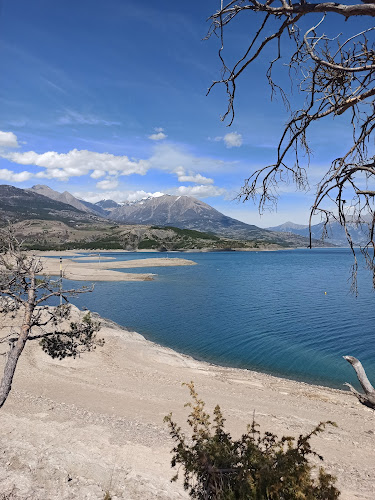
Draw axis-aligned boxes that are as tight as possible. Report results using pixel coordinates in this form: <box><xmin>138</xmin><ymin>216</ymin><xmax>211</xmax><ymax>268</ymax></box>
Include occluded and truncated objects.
<box><xmin>0</xmin><ymin>306</ymin><xmax>374</xmax><ymax>499</ymax></box>
<box><xmin>36</xmin><ymin>255</ymin><xmax>197</xmax><ymax>281</ymax></box>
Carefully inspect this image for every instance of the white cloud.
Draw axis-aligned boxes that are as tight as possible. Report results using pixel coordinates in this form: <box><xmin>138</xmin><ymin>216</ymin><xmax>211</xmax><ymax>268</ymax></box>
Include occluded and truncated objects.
<box><xmin>0</xmin><ymin>131</ymin><xmax>19</xmax><ymax>148</ymax></box>
<box><xmin>34</xmin><ymin>168</ymin><xmax>70</xmax><ymax>181</ymax></box>
<box><xmin>73</xmin><ymin>190</ymin><xmax>125</xmax><ymax>203</ymax></box>
<box><xmin>126</xmin><ymin>190</ymin><xmax>164</xmax><ymax>202</ymax></box>
<box><xmin>96</xmin><ymin>178</ymin><xmax>119</xmax><ymax>190</ymax></box>
<box><xmin>149</xmin><ymin>132</ymin><xmax>167</xmax><ymax>141</ymax></box>
<box><xmin>172</xmin><ymin>185</ymin><xmax>226</xmax><ymax>198</ymax></box>
<box><xmin>90</xmin><ymin>169</ymin><xmax>106</xmax><ymax>179</ymax></box>
<box><xmin>223</xmin><ymin>132</ymin><xmax>243</xmax><ymax>148</ymax></box>
<box><xmin>213</xmin><ymin>132</ymin><xmax>243</xmax><ymax>148</ymax></box>
<box><xmin>58</xmin><ymin>110</ymin><xmax>121</xmax><ymax>126</ymax></box>
<box><xmin>0</xmin><ymin>168</ymin><xmax>32</xmax><ymax>182</ymax></box>
<box><xmin>4</xmin><ymin>148</ymin><xmax>149</xmax><ymax>181</ymax></box>
<box><xmin>173</xmin><ymin>166</ymin><xmax>214</xmax><ymax>185</ymax></box>
<box><xmin>154</xmin><ymin>127</ymin><xmax>164</xmax><ymax>133</ymax></box>
<box><xmin>178</xmin><ymin>173</ymin><xmax>214</xmax><ymax>184</ymax></box>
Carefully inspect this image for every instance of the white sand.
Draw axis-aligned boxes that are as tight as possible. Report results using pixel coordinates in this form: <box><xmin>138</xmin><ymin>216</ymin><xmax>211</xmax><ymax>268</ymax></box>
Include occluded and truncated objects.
<box><xmin>0</xmin><ymin>306</ymin><xmax>374</xmax><ymax>499</ymax></box>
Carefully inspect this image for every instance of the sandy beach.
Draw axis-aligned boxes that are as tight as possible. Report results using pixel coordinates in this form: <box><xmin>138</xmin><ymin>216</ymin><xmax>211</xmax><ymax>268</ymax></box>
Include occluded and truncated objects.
<box><xmin>0</xmin><ymin>305</ymin><xmax>374</xmax><ymax>500</ymax></box>
<box><xmin>36</xmin><ymin>254</ymin><xmax>197</xmax><ymax>281</ymax></box>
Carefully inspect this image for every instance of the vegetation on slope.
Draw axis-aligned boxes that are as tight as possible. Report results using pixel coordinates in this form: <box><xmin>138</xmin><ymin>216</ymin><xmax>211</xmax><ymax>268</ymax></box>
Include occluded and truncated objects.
<box><xmin>11</xmin><ymin>220</ymin><xmax>282</xmax><ymax>251</ymax></box>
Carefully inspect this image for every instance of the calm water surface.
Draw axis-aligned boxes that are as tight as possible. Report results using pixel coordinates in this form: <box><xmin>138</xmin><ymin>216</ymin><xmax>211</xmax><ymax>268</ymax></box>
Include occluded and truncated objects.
<box><xmin>66</xmin><ymin>249</ymin><xmax>375</xmax><ymax>389</ymax></box>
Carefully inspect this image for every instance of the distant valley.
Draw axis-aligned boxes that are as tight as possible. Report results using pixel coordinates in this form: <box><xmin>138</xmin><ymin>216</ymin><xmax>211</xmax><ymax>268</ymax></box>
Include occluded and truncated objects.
<box><xmin>0</xmin><ymin>184</ymin><xmax>334</xmax><ymax>251</ymax></box>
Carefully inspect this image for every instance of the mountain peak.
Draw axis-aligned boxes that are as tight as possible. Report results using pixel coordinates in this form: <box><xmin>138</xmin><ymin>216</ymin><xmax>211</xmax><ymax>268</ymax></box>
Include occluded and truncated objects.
<box><xmin>28</xmin><ymin>185</ymin><xmax>105</xmax><ymax>216</ymax></box>
<box><xmin>107</xmin><ymin>193</ymin><xmax>313</xmax><ymax>246</ymax></box>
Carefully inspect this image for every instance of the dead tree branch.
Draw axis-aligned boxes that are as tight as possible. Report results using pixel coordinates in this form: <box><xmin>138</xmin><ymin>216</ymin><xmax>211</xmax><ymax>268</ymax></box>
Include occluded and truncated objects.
<box><xmin>343</xmin><ymin>356</ymin><xmax>375</xmax><ymax>409</ymax></box>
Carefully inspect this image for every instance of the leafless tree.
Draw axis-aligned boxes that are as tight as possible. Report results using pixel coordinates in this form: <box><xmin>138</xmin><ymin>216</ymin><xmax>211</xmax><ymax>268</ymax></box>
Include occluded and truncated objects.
<box><xmin>0</xmin><ymin>226</ymin><xmax>103</xmax><ymax>409</ymax></box>
<box><xmin>206</xmin><ymin>0</ymin><xmax>375</xmax><ymax>408</ymax></box>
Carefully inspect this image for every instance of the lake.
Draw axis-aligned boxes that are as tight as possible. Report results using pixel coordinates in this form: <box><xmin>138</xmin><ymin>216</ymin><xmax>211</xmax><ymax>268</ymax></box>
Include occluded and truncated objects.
<box><xmin>66</xmin><ymin>248</ymin><xmax>375</xmax><ymax>389</ymax></box>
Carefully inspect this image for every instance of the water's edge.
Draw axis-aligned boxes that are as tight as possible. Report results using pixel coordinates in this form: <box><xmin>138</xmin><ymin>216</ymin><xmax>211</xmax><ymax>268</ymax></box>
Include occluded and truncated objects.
<box><xmin>93</xmin><ymin>310</ymin><xmax>350</xmax><ymax>394</ymax></box>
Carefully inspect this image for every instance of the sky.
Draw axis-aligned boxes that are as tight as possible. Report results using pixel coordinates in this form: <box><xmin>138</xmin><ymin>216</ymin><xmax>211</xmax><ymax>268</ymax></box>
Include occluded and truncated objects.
<box><xmin>0</xmin><ymin>0</ymin><xmax>371</xmax><ymax>227</ymax></box>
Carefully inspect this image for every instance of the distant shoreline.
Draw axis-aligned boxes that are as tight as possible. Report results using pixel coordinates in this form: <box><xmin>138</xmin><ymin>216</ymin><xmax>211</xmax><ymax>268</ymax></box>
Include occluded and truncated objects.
<box><xmin>35</xmin><ymin>246</ymin><xmax>300</xmax><ymax>257</ymax></box>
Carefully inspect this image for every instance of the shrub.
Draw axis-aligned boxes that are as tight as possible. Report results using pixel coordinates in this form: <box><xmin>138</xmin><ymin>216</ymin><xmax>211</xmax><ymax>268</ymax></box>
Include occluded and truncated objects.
<box><xmin>40</xmin><ymin>312</ymin><xmax>104</xmax><ymax>360</ymax></box>
<box><xmin>164</xmin><ymin>382</ymin><xmax>340</xmax><ymax>499</ymax></box>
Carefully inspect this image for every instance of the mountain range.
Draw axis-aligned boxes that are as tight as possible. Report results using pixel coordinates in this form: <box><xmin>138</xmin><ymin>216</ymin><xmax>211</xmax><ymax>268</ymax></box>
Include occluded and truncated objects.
<box><xmin>267</xmin><ymin>220</ymin><xmax>370</xmax><ymax>247</ymax></box>
<box><xmin>107</xmin><ymin>194</ymin><xmax>334</xmax><ymax>247</ymax></box>
<box><xmin>0</xmin><ymin>184</ymin><xmax>334</xmax><ymax>249</ymax></box>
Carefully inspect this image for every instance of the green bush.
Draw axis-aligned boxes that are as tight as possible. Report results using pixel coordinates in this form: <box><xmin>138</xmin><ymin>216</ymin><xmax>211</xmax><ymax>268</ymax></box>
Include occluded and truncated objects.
<box><xmin>40</xmin><ymin>312</ymin><xmax>104</xmax><ymax>359</ymax></box>
<box><xmin>164</xmin><ymin>383</ymin><xmax>340</xmax><ymax>499</ymax></box>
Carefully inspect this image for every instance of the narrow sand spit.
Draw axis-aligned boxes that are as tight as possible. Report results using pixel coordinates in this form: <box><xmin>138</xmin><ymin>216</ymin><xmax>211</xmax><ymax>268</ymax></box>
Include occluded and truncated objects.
<box><xmin>36</xmin><ymin>256</ymin><xmax>196</xmax><ymax>281</ymax></box>
<box><xmin>0</xmin><ymin>307</ymin><xmax>374</xmax><ymax>499</ymax></box>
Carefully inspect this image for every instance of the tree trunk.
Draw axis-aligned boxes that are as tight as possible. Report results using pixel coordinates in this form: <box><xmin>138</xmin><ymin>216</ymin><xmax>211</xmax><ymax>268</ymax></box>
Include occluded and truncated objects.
<box><xmin>343</xmin><ymin>356</ymin><xmax>375</xmax><ymax>410</ymax></box>
<box><xmin>0</xmin><ymin>274</ymin><xmax>35</xmax><ymax>409</ymax></box>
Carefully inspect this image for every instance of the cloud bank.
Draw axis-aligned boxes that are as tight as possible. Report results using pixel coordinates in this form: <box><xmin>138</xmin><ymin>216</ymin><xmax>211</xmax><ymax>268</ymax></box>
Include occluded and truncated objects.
<box><xmin>0</xmin><ymin>130</ymin><xmax>228</xmax><ymax>200</ymax></box>
<box><xmin>4</xmin><ymin>148</ymin><xmax>149</xmax><ymax>182</ymax></box>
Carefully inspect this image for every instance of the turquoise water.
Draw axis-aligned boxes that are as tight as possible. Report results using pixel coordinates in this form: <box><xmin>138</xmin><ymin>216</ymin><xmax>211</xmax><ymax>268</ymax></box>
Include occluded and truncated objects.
<box><xmin>66</xmin><ymin>249</ymin><xmax>375</xmax><ymax>389</ymax></box>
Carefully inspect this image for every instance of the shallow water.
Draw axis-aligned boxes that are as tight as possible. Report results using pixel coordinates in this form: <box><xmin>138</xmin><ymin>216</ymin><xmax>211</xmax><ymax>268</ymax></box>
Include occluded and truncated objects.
<box><xmin>66</xmin><ymin>248</ymin><xmax>375</xmax><ymax>389</ymax></box>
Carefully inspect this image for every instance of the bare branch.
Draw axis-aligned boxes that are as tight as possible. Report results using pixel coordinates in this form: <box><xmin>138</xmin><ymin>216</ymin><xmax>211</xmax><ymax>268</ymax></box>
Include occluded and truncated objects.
<box><xmin>211</xmin><ymin>1</ymin><xmax>375</xmax><ymax>20</ymax></box>
<box><xmin>343</xmin><ymin>356</ymin><xmax>375</xmax><ymax>409</ymax></box>
<box><xmin>356</xmin><ymin>190</ymin><xmax>375</xmax><ymax>195</ymax></box>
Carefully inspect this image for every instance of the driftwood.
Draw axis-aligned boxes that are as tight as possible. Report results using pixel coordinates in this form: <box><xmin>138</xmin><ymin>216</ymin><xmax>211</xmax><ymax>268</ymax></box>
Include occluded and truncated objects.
<box><xmin>343</xmin><ymin>356</ymin><xmax>375</xmax><ymax>409</ymax></box>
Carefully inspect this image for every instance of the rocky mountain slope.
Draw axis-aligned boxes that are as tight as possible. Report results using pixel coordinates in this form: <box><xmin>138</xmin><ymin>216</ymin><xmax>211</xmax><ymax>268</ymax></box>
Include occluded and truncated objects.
<box><xmin>108</xmin><ymin>194</ymin><xmax>328</xmax><ymax>247</ymax></box>
<box><xmin>95</xmin><ymin>199</ymin><xmax>120</xmax><ymax>212</ymax></box>
<box><xmin>0</xmin><ymin>185</ymin><xmax>104</xmax><ymax>225</ymax></box>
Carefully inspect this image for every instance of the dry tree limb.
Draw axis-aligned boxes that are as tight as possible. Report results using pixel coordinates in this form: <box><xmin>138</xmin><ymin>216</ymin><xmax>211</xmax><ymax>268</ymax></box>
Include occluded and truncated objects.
<box><xmin>343</xmin><ymin>356</ymin><xmax>375</xmax><ymax>409</ymax></box>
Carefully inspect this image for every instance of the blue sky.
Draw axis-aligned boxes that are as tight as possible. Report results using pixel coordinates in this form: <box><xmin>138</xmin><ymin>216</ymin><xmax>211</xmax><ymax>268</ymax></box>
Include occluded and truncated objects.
<box><xmin>0</xmin><ymin>0</ymin><xmax>370</xmax><ymax>226</ymax></box>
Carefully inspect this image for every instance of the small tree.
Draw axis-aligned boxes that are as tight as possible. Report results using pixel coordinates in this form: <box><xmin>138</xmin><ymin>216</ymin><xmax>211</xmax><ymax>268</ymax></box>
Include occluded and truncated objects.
<box><xmin>0</xmin><ymin>226</ymin><xmax>103</xmax><ymax>409</ymax></box>
<box><xmin>165</xmin><ymin>383</ymin><xmax>340</xmax><ymax>499</ymax></box>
